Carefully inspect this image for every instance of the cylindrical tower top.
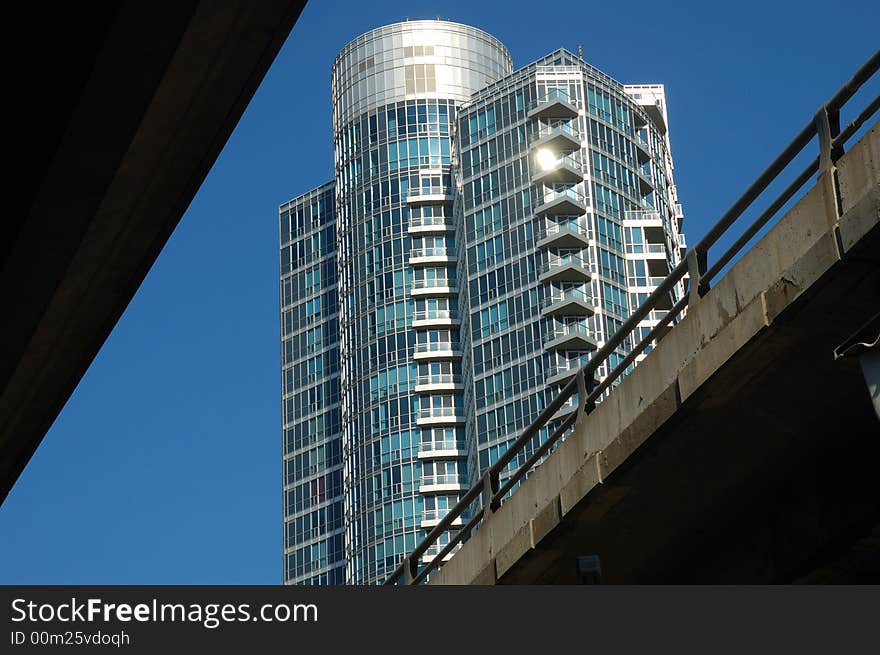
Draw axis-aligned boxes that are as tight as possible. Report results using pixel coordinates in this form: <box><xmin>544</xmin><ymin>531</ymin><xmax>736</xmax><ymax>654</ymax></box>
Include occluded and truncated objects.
<box><xmin>331</xmin><ymin>20</ymin><xmax>513</xmax><ymax>123</ymax></box>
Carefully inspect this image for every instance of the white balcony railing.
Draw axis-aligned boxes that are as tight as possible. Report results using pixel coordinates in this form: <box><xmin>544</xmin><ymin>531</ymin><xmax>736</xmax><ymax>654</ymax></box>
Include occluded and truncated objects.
<box><xmin>414</xmin><ymin>342</ymin><xmax>460</xmax><ymax>354</ymax></box>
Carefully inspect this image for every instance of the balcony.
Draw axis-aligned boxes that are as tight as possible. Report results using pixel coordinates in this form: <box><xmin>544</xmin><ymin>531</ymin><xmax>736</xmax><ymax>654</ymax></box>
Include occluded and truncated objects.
<box><xmin>536</xmin><ymin>220</ymin><xmax>590</xmax><ymax>249</ymax></box>
<box><xmin>629</xmin><ymin>275</ymin><xmax>668</xmax><ymax>289</ymax></box>
<box><xmin>545</xmin><ymin>361</ymin><xmax>583</xmax><ymax>386</ymax></box>
<box><xmin>418</xmin><ymin>440</ymin><xmax>467</xmax><ymax>460</ymax></box>
<box><xmin>637</xmin><ymin>170</ymin><xmax>654</xmax><ymax>195</ymax></box>
<box><xmin>408</xmin><ymin>215</ymin><xmax>455</xmax><ymax>235</ymax></box>
<box><xmin>531</xmin><ymin>152</ymin><xmax>585</xmax><ymax>185</ymax></box>
<box><xmin>409</xmin><ymin>246</ymin><xmax>456</xmax><ymax>266</ymax></box>
<box><xmin>539</xmin><ymin>253</ymin><xmax>592</xmax><ymax>283</ymax></box>
<box><xmin>531</xmin><ymin>122</ymin><xmax>581</xmax><ymax>153</ymax></box>
<box><xmin>527</xmin><ymin>92</ymin><xmax>579</xmax><ymax>120</ymax></box>
<box><xmin>418</xmin><ymin>474</ymin><xmax>469</xmax><ymax>494</ymax></box>
<box><xmin>412</xmin><ymin>309</ymin><xmax>460</xmax><ymax>328</ymax></box>
<box><xmin>416</xmin><ymin>407</ymin><xmax>466</xmax><ymax>427</ymax></box>
<box><xmin>414</xmin><ymin>373</ymin><xmax>464</xmax><ymax>393</ymax></box>
<box><xmin>543</xmin><ymin>324</ymin><xmax>597</xmax><ymax>351</ymax></box>
<box><xmin>535</xmin><ymin>188</ymin><xmax>588</xmax><ymax>217</ymax></box>
<box><xmin>540</xmin><ymin>288</ymin><xmax>595</xmax><ymax>316</ymax></box>
<box><xmin>406</xmin><ymin>186</ymin><xmax>454</xmax><ymax>205</ymax></box>
<box><xmin>410</xmin><ymin>278</ymin><xmax>457</xmax><ymax>297</ymax></box>
<box><xmin>551</xmin><ymin>397</ymin><xmax>579</xmax><ymax>420</ymax></box>
<box><xmin>625</xmin><ymin>242</ymin><xmax>667</xmax><ymax>257</ymax></box>
<box><xmin>635</xmin><ymin>139</ymin><xmax>650</xmax><ymax>164</ymax></box>
<box><xmin>413</xmin><ymin>342</ymin><xmax>462</xmax><ymax>360</ymax></box>
<box><xmin>420</xmin><ymin>545</ymin><xmax>457</xmax><ymax>564</ymax></box>
<box><xmin>421</xmin><ymin>510</ymin><xmax>467</xmax><ymax>529</ymax></box>
<box><xmin>623</xmin><ymin>209</ymin><xmax>663</xmax><ymax>224</ymax></box>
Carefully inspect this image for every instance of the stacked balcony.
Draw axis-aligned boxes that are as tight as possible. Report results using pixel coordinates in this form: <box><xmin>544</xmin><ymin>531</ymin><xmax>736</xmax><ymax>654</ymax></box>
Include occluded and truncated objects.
<box><xmin>410</xmin><ymin>277</ymin><xmax>457</xmax><ymax>297</ymax></box>
<box><xmin>527</xmin><ymin>90</ymin><xmax>579</xmax><ymax>121</ymax></box>
<box><xmin>539</xmin><ymin>252</ymin><xmax>592</xmax><ymax>283</ymax></box>
<box><xmin>411</xmin><ymin>307</ymin><xmax>460</xmax><ymax>328</ymax></box>
<box><xmin>529</xmin><ymin>91</ymin><xmax>598</xmax><ymax>391</ymax></box>
<box><xmin>407</xmin><ymin>180</ymin><xmax>466</xmax><ymax>560</ymax></box>
<box><xmin>408</xmin><ymin>214</ymin><xmax>455</xmax><ymax>235</ymax></box>
<box><xmin>540</xmin><ymin>287</ymin><xmax>595</xmax><ymax>317</ymax></box>
<box><xmin>413</xmin><ymin>341</ymin><xmax>462</xmax><ymax>360</ymax></box>
<box><xmin>535</xmin><ymin>187</ymin><xmax>588</xmax><ymax>217</ymax></box>
<box><xmin>417</xmin><ymin>438</ymin><xmax>467</xmax><ymax>461</ymax></box>
<box><xmin>532</xmin><ymin>121</ymin><xmax>581</xmax><ymax>154</ymax></box>
<box><xmin>406</xmin><ymin>185</ymin><xmax>455</xmax><ymax>205</ymax></box>
<box><xmin>545</xmin><ymin>359</ymin><xmax>583</xmax><ymax>386</ymax></box>
<box><xmin>543</xmin><ymin>324</ymin><xmax>597</xmax><ymax>351</ymax></box>
<box><xmin>414</xmin><ymin>373</ymin><xmax>464</xmax><ymax>393</ymax></box>
<box><xmin>416</xmin><ymin>406</ymin><xmax>466</xmax><ymax>427</ymax></box>
<box><xmin>537</xmin><ymin>219</ymin><xmax>590</xmax><ymax>249</ymax></box>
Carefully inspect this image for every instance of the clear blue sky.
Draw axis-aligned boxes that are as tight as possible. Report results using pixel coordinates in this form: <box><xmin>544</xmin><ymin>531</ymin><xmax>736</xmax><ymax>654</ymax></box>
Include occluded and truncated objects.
<box><xmin>1</xmin><ymin>0</ymin><xmax>877</xmax><ymax>584</ymax></box>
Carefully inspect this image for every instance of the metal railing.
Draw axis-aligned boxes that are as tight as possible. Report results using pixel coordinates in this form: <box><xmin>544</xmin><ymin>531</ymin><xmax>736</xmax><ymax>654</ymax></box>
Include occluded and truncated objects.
<box><xmin>540</xmin><ymin>287</ymin><xmax>593</xmax><ymax>311</ymax></box>
<box><xmin>408</xmin><ymin>186</ymin><xmax>453</xmax><ymax>199</ymax></box>
<box><xmin>536</xmin><ymin>186</ymin><xmax>589</xmax><ymax>209</ymax></box>
<box><xmin>420</xmin><ymin>474</ymin><xmax>469</xmax><ymax>487</ymax></box>
<box><xmin>418</xmin><ymin>407</ymin><xmax>463</xmax><ymax>420</ymax></box>
<box><xmin>546</xmin><ymin>357</ymin><xmax>590</xmax><ymax>380</ymax></box>
<box><xmin>409</xmin><ymin>247</ymin><xmax>454</xmax><ymax>259</ymax></box>
<box><xmin>539</xmin><ymin>253</ymin><xmax>592</xmax><ymax>276</ymax></box>
<box><xmin>419</xmin><ymin>440</ymin><xmax>467</xmax><ymax>454</ymax></box>
<box><xmin>386</xmin><ymin>50</ymin><xmax>880</xmax><ymax>585</ymax></box>
<box><xmin>527</xmin><ymin>89</ymin><xmax>576</xmax><ymax>112</ymax></box>
<box><xmin>625</xmin><ymin>242</ymin><xmax>667</xmax><ymax>255</ymax></box>
<box><xmin>533</xmin><ymin>151</ymin><xmax>587</xmax><ymax>174</ymax></box>
<box><xmin>624</xmin><ymin>209</ymin><xmax>662</xmax><ymax>221</ymax></box>
<box><xmin>409</xmin><ymin>215</ymin><xmax>454</xmax><ymax>230</ymax></box>
<box><xmin>535</xmin><ymin>121</ymin><xmax>581</xmax><ymax>142</ymax></box>
<box><xmin>415</xmin><ymin>374</ymin><xmax>463</xmax><ymax>386</ymax></box>
<box><xmin>422</xmin><ymin>508</ymin><xmax>469</xmax><ymax>523</ymax></box>
<box><xmin>536</xmin><ymin>219</ymin><xmax>591</xmax><ymax>243</ymax></box>
<box><xmin>543</xmin><ymin>324</ymin><xmax>593</xmax><ymax>346</ymax></box>
<box><xmin>412</xmin><ymin>278</ymin><xmax>455</xmax><ymax>290</ymax></box>
<box><xmin>414</xmin><ymin>341</ymin><xmax>461</xmax><ymax>354</ymax></box>
<box><xmin>412</xmin><ymin>309</ymin><xmax>459</xmax><ymax>322</ymax></box>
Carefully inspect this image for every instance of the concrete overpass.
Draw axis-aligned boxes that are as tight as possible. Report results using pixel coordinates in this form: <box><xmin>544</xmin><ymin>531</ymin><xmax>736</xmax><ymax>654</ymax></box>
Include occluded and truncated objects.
<box><xmin>425</xmin><ymin>122</ymin><xmax>879</xmax><ymax>584</ymax></box>
<box><xmin>1</xmin><ymin>2</ymin><xmax>307</xmax><ymax>503</ymax></box>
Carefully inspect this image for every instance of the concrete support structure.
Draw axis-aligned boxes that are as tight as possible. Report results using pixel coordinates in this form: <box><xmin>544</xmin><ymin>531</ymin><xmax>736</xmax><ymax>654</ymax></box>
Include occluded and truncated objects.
<box><xmin>429</xmin><ymin>123</ymin><xmax>880</xmax><ymax>584</ymax></box>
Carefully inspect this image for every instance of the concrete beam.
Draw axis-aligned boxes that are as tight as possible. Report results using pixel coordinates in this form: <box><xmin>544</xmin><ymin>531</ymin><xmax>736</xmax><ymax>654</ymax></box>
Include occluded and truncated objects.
<box><xmin>0</xmin><ymin>1</ymin><xmax>307</xmax><ymax>502</ymax></box>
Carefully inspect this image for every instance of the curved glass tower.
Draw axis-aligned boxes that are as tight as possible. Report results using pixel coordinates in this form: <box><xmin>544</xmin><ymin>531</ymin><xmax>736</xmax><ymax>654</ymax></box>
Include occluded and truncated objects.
<box><xmin>280</xmin><ymin>20</ymin><xmax>686</xmax><ymax>585</ymax></box>
<box><xmin>331</xmin><ymin>21</ymin><xmax>512</xmax><ymax>584</ymax></box>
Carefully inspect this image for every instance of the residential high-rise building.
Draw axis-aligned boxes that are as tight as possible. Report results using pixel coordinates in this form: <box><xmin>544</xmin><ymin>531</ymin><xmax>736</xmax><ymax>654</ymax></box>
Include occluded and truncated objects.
<box><xmin>280</xmin><ymin>20</ymin><xmax>686</xmax><ymax>585</ymax></box>
<box><xmin>280</xmin><ymin>182</ymin><xmax>345</xmax><ymax>584</ymax></box>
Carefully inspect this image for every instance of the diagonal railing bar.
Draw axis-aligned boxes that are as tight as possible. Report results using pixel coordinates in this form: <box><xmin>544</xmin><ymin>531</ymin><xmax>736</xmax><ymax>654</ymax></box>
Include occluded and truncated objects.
<box><xmin>411</xmin><ymin>511</ymin><xmax>483</xmax><ymax>585</ymax></box>
<box><xmin>492</xmin><ymin>411</ymin><xmax>578</xmax><ymax>504</ymax></box>
<box><xmin>385</xmin><ymin>49</ymin><xmax>880</xmax><ymax>585</ymax></box>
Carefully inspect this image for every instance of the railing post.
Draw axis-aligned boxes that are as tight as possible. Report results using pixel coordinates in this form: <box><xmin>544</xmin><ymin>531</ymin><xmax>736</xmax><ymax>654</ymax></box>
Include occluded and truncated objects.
<box><xmin>482</xmin><ymin>471</ymin><xmax>499</xmax><ymax>520</ymax></box>
<box><xmin>814</xmin><ymin>104</ymin><xmax>844</xmax><ymax>241</ymax></box>
<box><xmin>403</xmin><ymin>554</ymin><xmax>416</xmax><ymax>585</ymax></box>
<box><xmin>685</xmin><ymin>247</ymin><xmax>709</xmax><ymax>303</ymax></box>
<box><xmin>814</xmin><ymin>103</ymin><xmax>843</xmax><ymax>175</ymax></box>
<box><xmin>573</xmin><ymin>370</ymin><xmax>596</xmax><ymax>433</ymax></box>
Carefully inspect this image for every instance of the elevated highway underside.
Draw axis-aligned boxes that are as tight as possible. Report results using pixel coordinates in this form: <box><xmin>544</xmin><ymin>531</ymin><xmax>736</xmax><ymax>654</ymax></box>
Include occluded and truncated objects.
<box><xmin>430</xmin><ymin>124</ymin><xmax>880</xmax><ymax>584</ymax></box>
<box><xmin>1</xmin><ymin>2</ymin><xmax>306</xmax><ymax>503</ymax></box>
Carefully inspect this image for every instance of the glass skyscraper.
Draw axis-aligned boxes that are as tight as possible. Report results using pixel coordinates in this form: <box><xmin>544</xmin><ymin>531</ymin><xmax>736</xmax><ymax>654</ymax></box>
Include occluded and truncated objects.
<box><xmin>280</xmin><ymin>20</ymin><xmax>687</xmax><ymax>585</ymax></box>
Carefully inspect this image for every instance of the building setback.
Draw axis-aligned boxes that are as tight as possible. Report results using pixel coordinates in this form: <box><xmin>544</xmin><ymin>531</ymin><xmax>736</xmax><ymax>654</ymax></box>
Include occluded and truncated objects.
<box><xmin>280</xmin><ymin>20</ymin><xmax>686</xmax><ymax>585</ymax></box>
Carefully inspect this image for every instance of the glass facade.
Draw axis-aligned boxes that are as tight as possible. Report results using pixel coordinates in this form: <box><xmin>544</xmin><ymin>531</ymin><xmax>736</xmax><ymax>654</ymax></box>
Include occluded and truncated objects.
<box><xmin>280</xmin><ymin>182</ymin><xmax>345</xmax><ymax>585</ymax></box>
<box><xmin>456</xmin><ymin>51</ymin><xmax>687</xmax><ymax>487</ymax></box>
<box><xmin>332</xmin><ymin>21</ymin><xmax>512</xmax><ymax>585</ymax></box>
<box><xmin>280</xmin><ymin>21</ymin><xmax>686</xmax><ymax>585</ymax></box>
